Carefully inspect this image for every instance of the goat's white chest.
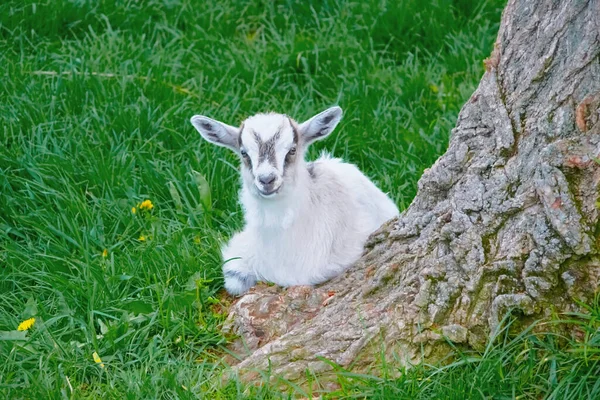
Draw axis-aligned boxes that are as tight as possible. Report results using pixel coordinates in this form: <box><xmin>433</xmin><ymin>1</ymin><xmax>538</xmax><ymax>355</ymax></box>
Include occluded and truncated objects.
<box><xmin>250</xmin><ymin>216</ymin><xmax>330</xmax><ymax>286</ymax></box>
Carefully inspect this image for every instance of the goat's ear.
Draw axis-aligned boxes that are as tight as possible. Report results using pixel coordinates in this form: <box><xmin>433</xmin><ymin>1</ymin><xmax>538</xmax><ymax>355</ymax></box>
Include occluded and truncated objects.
<box><xmin>190</xmin><ymin>115</ymin><xmax>239</xmax><ymax>151</ymax></box>
<box><xmin>298</xmin><ymin>106</ymin><xmax>343</xmax><ymax>145</ymax></box>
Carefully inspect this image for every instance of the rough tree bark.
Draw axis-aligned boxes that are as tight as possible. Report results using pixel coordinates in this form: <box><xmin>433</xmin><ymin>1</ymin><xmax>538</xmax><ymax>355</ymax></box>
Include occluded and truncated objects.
<box><xmin>224</xmin><ymin>0</ymin><xmax>600</xmax><ymax>384</ymax></box>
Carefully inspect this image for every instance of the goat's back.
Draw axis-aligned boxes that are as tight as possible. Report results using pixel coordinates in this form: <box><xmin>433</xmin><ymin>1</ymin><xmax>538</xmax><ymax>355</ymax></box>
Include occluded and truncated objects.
<box><xmin>309</xmin><ymin>154</ymin><xmax>399</xmax><ymax>232</ymax></box>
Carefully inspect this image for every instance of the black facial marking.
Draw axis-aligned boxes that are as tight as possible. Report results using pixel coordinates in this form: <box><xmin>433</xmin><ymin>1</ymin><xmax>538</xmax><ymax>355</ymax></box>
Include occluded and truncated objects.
<box><xmin>251</xmin><ymin>129</ymin><xmax>261</xmax><ymax>144</ymax></box>
<box><xmin>282</xmin><ymin>118</ymin><xmax>300</xmax><ymax>173</ymax></box>
<box><xmin>237</xmin><ymin>122</ymin><xmax>245</xmax><ymax>148</ymax></box>
<box><xmin>238</xmin><ymin>123</ymin><xmax>253</xmax><ymax>169</ymax></box>
<box><xmin>284</xmin><ymin>146</ymin><xmax>296</xmax><ymax>168</ymax></box>
<box><xmin>253</xmin><ymin>128</ymin><xmax>281</xmax><ymax>167</ymax></box>
<box><xmin>241</xmin><ymin>151</ymin><xmax>251</xmax><ymax>168</ymax></box>
<box><xmin>287</xmin><ymin>116</ymin><xmax>299</xmax><ymax>145</ymax></box>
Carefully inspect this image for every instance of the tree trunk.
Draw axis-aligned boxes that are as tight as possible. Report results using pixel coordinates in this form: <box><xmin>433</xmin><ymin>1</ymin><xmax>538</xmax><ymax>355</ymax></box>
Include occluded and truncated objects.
<box><xmin>224</xmin><ymin>0</ymin><xmax>600</xmax><ymax>384</ymax></box>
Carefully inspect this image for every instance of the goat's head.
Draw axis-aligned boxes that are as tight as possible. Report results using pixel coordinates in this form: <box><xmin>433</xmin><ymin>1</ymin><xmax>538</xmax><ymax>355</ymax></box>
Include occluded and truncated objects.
<box><xmin>190</xmin><ymin>107</ymin><xmax>343</xmax><ymax>199</ymax></box>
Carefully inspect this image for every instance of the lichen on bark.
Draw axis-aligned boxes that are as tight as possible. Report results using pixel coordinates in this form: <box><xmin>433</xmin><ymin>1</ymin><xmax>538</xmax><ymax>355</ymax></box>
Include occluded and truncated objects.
<box><xmin>224</xmin><ymin>0</ymin><xmax>600</xmax><ymax>384</ymax></box>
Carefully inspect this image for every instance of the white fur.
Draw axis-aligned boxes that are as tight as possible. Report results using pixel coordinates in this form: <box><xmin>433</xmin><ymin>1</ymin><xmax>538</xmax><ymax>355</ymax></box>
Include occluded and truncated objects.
<box><xmin>190</xmin><ymin>107</ymin><xmax>399</xmax><ymax>295</ymax></box>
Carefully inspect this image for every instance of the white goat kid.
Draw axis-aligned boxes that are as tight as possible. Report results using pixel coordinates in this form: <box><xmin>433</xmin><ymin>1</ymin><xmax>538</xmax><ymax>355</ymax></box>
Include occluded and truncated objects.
<box><xmin>190</xmin><ymin>107</ymin><xmax>399</xmax><ymax>295</ymax></box>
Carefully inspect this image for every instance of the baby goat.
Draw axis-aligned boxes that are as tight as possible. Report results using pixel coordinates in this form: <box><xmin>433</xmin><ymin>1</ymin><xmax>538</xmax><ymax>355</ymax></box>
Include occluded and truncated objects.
<box><xmin>190</xmin><ymin>107</ymin><xmax>399</xmax><ymax>295</ymax></box>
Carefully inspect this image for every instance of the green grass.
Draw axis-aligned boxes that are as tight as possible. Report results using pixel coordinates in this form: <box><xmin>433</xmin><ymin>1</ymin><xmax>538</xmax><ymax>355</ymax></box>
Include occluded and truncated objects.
<box><xmin>3</xmin><ymin>0</ymin><xmax>596</xmax><ymax>398</ymax></box>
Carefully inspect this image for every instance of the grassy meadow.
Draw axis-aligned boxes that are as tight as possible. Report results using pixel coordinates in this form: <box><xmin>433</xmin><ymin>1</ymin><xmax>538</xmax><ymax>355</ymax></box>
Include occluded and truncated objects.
<box><xmin>2</xmin><ymin>0</ymin><xmax>599</xmax><ymax>398</ymax></box>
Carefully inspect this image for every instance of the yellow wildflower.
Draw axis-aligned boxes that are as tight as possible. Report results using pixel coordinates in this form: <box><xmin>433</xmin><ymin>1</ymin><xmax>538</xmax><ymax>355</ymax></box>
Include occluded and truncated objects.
<box><xmin>139</xmin><ymin>200</ymin><xmax>154</xmax><ymax>211</ymax></box>
<box><xmin>138</xmin><ymin>235</ymin><xmax>146</xmax><ymax>242</ymax></box>
<box><xmin>92</xmin><ymin>351</ymin><xmax>105</xmax><ymax>368</ymax></box>
<box><xmin>17</xmin><ymin>317</ymin><xmax>35</xmax><ymax>331</ymax></box>
<box><xmin>131</xmin><ymin>207</ymin><xmax>136</xmax><ymax>214</ymax></box>
<box><xmin>246</xmin><ymin>30</ymin><xmax>259</xmax><ymax>42</ymax></box>
<box><xmin>102</xmin><ymin>249</ymin><xmax>108</xmax><ymax>258</ymax></box>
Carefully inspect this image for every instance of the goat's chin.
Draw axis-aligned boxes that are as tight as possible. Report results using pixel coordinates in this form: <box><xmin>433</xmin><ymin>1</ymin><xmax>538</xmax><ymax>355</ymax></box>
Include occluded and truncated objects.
<box><xmin>258</xmin><ymin>192</ymin><xmax>278</xmax><ymax>199</ymax></box>
<box><xmin>255</xmin><ymin>185</ymin><xmax>283</xmax><ymax>199</ymax></box>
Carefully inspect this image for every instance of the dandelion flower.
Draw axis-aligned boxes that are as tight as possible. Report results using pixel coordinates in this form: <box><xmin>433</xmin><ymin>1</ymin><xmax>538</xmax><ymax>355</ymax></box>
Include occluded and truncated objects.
<box><xmin>138</xmin><ymin>235</ymin><xmax>146</xmax><ymax>242</ymax></box>
<box><xmin>139</xmin><ymin>200</ymin><xmax>154</xmax><ymax>211</ymax></box>
<box><xmin>102</xmin><ymin>249</ymin><xmax>108</xmax><ymax>258</ymax></box>
<box><xmin>92</xmin><ymin>351</ymin><xmax>105</xmax><ymax>368</ymax></box>
<box><xmin>17</xmin><ymin>317</ymin><xmax>35</xmax><ymax>331</ymax></box>
<box><xmin>131</xmin><ymin>207</ymin><xmax>136</xmax><ymax>214</ymax></box>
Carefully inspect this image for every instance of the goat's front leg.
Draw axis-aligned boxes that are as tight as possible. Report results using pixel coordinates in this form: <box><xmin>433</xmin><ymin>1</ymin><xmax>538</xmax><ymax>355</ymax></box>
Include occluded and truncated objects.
<box><xmin>221</xmin><ymin>231</ymin><xmax>257</xmax><ymax>296</ymax></box>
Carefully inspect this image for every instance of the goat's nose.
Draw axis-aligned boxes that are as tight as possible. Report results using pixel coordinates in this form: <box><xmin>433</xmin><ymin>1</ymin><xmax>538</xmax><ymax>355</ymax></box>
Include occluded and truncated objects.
<box><xmin>258</xmin><ymin>174</ymin><xmax>276</xmax><ymax>186</ymax></box>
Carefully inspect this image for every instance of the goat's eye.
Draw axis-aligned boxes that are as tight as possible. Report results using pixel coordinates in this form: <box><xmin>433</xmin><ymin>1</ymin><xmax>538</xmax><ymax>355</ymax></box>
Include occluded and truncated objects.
<box><xmin>288</xmin><ymin>147</ymin><xmax>297</xmax><ymax>156</ymax></box>
<box><xmin>240</xmin><ymin>149</ymin><xmax>248</xmax><ymax>157</ymax></box>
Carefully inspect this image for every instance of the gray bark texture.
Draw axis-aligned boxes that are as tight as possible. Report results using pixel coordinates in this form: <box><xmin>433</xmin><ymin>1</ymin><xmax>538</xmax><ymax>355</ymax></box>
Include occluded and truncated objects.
<box><xmin>223</xmin><ymin>0</ymin><xmax>600</xmax><ymax>384</ymax></box>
